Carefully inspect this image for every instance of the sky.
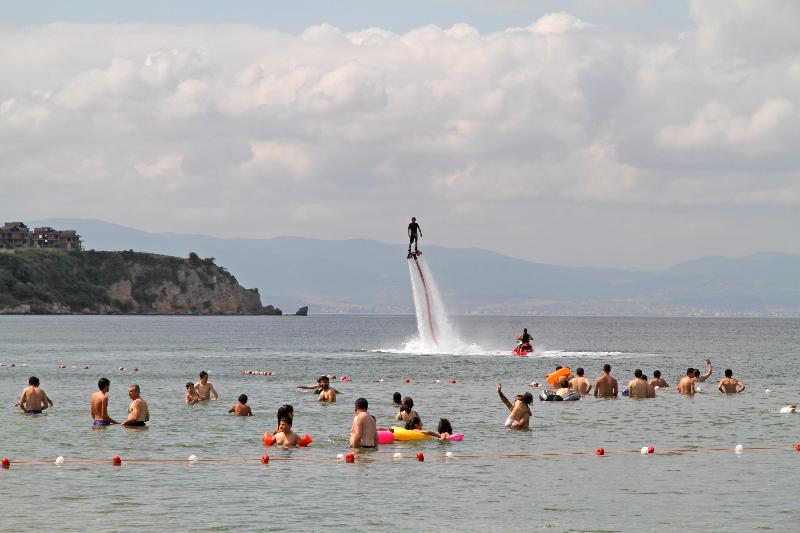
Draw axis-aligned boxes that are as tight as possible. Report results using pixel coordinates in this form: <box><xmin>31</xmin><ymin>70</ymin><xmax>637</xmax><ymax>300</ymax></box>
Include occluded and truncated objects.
<box><xmin>1</xmin><ymin>0</ymin><xmax>798</xmax><ymax>269</ymax></box>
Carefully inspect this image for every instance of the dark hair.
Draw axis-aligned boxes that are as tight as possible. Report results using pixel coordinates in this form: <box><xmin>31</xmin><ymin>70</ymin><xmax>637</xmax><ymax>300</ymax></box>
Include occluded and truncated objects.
<box><xmin>653</xmin><ymin>370</ymin><xmax>661</xmax><ymax>378</ymax></box>
<box><xmin>404</xmin><ymin>416</ymin><xmax>422</xmax><ymax>430</ymax></box>
<box><xmin>199</xmin><ymin>371</ymin><xmax>208</xmax><ymax>378</ymax></box>
<box><xmin>522</xmin><ymin>392</ymin><xmax>533</xmax><ymax>405</ymax></box>
<box><xmin>98</xmin><ymin>377</ymin><xmax>110</xmax><ymax>390</ymax></box>
<box><xmin>393</xmin><ymin>392</ymin><xmax>402</xmax><ymax>403</ymax></box>
<box><xmin>355</xmin><ymin>397</ymin><xmax>368</xmax><ymax>410</ymax></box>
<box><xmin>576</xmin><ymin>367</ymin><xmax>584</xmax><ymax>376</ymax></box>
<box><xmin>641</xmin><ymin>374</ymin><xmax>647</xmax><ymax>381</ymax></box>
<box><xmin>523</xmin><ymin>328</ymin><xmax>528</xmax><ymax>333</ymax></box>
<box><xmin>555</xmin><ymin>366</ymin><xmax>562</xmax><ymax>371</ymax></box>
<box><xmin>402</xmin><ymin>396</ymin><xmax>414</xmax><ymax>408</ymax></box>
<box><xmin>238</xmin><ymin>394</ymin><xmax>248</xmax><ymax>404</ymax></box>
<box><xmin>318</xmin><ymin>375</ymin><xmax>329</xmax><ymax>383</ymax></box>
<box><xmin>693</xmin><ymin>369</ymin><xmax>701</xmax><ymax>378</ymax></box>
<box><xmin>400</xmin><ymin>404</ymin><xmax>412</xmax><ymax>414</ymax></box>
<box><xmin>725</xmin><ymin>368</ymin><xmax>733</xmax><ymax>377</ymax></box>
<box><xmin>29</xmin><ymin>376</ymin><xmax>39</xmax><ymax>386</ymax></box>
<box><xmin>560</xmin><ymin>378</ymin><xmax>569</xmax><ymax>388</ymax></box>
<box><xmin>687</xmin><ymin>368</ymin><xmax>694</xmax><ymax>376</ymax></box>
<box><xmin>438</xmin><ymin>418</ymin><xmax>453</xmax><ymax>434</ymax></box>
<box><xmin>279</xmin><ymin>416</ymin><xmax>292</xmax><ymax>426</ymax></box>
<box><xmin>634</xmin><ymin>369</ymin><xmax>642</xmax><ymax>378</ymax></box>
<box><xmin>603</xmin><ymin>364</ymin><xmax>611</xmax><ymax>373</ymax></box>
<box><xmin>276</xmin><ymin>404</ymin><xmax>294</xmax><ymax>424</ymax></box>
<box><xmin>185</xmin><ymin>382</ymin><xmax>194</xmax><ymax>389</ymax></box>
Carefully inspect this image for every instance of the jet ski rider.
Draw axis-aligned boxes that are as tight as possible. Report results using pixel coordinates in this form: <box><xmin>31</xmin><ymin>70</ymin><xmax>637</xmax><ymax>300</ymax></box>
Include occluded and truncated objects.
<box><xmin>517</xmin><ymin>328</ymin><xmax>533</xmax><ymax>352</ymax></box>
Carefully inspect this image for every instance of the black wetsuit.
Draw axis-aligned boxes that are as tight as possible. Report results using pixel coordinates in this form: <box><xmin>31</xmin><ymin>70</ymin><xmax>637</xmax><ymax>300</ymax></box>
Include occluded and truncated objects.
<box><xmin>520</xmin><ymin>332</ymin><xmax>531</xmax><ymax>344</ymax></box>
<box><xmin>408</xmin><ymin>222</ymin><xmax>421</xmax><ymax>251</ymax></box>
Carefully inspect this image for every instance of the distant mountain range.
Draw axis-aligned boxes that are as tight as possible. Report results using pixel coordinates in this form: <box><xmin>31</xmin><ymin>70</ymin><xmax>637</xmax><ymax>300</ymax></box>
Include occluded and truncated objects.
<box><xmin>30</xmin><ymin>219</ymin><xmax>800</xmax><ymax>316</ymax></box>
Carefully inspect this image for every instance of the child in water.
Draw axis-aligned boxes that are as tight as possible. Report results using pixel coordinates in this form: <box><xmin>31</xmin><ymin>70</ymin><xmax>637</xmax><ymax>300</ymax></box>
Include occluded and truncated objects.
<box><xmin>185</xmin><ymin>382</ymin><xmax>201</xmax><ymax>405</ymax></box>
<box><xmin>273</xmin><ymin>416</ymin><xmax>300</xmax><ymax>446</ymax></box>
<box><xmin>437</xmin><ymin>418</ymin><xmax>453</xmax><ymax>439</ymax></box>
<box><xmin>228</xmin><ymin>394</ymin><xmax>252</xmax><ymax>416</ymax></box>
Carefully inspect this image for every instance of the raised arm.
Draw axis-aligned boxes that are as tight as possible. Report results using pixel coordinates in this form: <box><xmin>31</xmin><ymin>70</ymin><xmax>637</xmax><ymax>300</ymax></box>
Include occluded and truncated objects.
<box><xmin>497</xmin><ymin>383</ymin><xmax>513</xmax><ymax>411</ymax></box>
<box><xmin>700</xmin><ymin>359</ymin><xmax>712</xmax><ymax>381</ymax></box>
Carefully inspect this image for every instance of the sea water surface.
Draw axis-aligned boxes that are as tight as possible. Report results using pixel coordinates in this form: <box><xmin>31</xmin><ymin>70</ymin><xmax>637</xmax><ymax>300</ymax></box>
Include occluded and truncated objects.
<box><xmin>1</xmin><ymin>315</ymin><xmax>799</xmax><ymax>532</ymax></box>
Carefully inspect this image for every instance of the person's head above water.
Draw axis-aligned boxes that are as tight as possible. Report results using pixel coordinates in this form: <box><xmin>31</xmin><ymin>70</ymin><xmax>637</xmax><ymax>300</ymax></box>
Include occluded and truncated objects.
<box><xmin>402</xmin><ymin>396</ymin><xmax>414</xmax><ymax>409</ymax></box>
<box><xmin>98</xmin><ymin>377</ymin><xmax>110</xmax><ymax>391</ymax></box>
<box><xmin>653</xmin><ymin>370</ymin><xmax>661</xmax><ymax>379</ymax></box>
<box><xmin>634</xmin><ymin>369</ymin><xmax>643</xmax><ymax>379</ymax></box>
<box><xmin>641</xmin><ymin>374</ymin><xmax>648</xmax><ymax>381</ymax></box>
<box><xmin>199</xmin><ymin>370</ymin><xmax>208</xmax><ymax>381</ymax></box>
<box><xmin>603</xmin><ymin>364</ymin><xmax>612</xmax><ymax>374</ymax></box>
<box><xmin>278</xmin><ymin>416</ymin><xmax>292</xmax><ymax>432</ymax></box>
<box><xmin>576</xmin><ymin>367</ymin><xmax>584</xmax><ymax>377</ymax></box>
<box><xmin>687</xmin><ymin>367</ymin><xmax>695</xmax><ymax>376</ymax></box>
<box><xmin>693</xmin><ymin>369</ymin><xmax>701</xmax><ymax>378</ymax></box>
<box><xmin>29</xmin><ymin>376</ymin><xmax>40</xmax><ymax>387</ymax></box>
<box><xmin>276</xmin><ymin>404</ymin><xmax>294</xmax><ymax>423</ymax></box>
<box><xmin>185</xmin><ymin>382</ymin><xmax>194</xmax><ymax>390</ymax></box>
<box><xmin>238</xmin><ymin>394</ymin><xmax>248</xmax><ymax>404</ymax></box>
<box><xmin>318</xmin><ymin>376</ymin><xmax>330</xmax><ymax>387</ymax></box>
<box><xmin>392</xmin><ymin>392</ymin><xmax>402</xmax><ymax>404</ymax></box>
<box><xmin>404</xmin><ymin>416</ymin><xmax>423</xmax><ymax>430</ymax></box>
<box><xmin>522</xmin><ymin>392</ymin><xmax>533</xmax><ymax>405</ymax></box>
<box><xmin>725</xmin><ymin>369</ymin><xmax>733</xmax><ymax>377</ymax></box>
<box><xmin>438</xmin><ymin>418</ymin><xmax>453</xmax><ymax>434</ymax></box>
<box><xmin>355</xmin><ymin>397</ymin><xmax>369</xmax><ymax>411</ymax></box>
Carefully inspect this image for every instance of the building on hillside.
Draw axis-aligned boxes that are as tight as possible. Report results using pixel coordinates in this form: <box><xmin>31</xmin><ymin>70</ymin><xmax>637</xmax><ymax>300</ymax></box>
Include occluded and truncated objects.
<box><xmin>1</xmin><ymin>222</ymin><xmax>82</xmax><ymax>250</ymax></box>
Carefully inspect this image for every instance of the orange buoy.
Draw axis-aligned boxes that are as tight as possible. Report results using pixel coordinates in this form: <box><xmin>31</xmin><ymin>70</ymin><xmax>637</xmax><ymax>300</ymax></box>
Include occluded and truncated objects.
<box><xmin>262</xmin><ymin>432</ymin><xmax>275</xmax><ymax>446</ymax></box>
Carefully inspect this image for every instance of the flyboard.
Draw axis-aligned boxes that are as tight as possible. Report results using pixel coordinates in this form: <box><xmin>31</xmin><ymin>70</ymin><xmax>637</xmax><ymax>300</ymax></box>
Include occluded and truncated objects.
<box><xmin>407</xmin><ymin>250</ymin><xmax>438</xmax><ymax>346</ymax></box>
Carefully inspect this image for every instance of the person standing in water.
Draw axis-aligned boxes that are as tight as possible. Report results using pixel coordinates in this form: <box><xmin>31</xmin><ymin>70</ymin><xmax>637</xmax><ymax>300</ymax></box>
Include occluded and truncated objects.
<box><xmin>408</xmin><ymin>217</ymin><xmax>422</xmax><ymax>256</ymax></box>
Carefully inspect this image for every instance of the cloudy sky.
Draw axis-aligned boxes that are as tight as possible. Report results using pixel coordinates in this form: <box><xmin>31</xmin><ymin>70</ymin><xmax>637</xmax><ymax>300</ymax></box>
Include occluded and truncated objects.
<box><xmin>1</xmin><ymin>0</ymin><xmax>798</xmax><ymax>269</ymax></box>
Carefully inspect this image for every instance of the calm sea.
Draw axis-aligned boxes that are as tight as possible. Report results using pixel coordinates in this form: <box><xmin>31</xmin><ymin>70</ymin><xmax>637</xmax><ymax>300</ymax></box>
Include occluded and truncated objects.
<box><xmin>1</xmin><ymin>315</ymin><xmax>798</xmax><ymax>532</ymax></box>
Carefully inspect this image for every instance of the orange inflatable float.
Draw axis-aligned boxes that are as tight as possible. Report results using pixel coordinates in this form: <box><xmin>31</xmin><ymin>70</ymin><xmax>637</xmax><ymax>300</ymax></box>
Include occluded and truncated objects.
<box><xmin>546</xmin><ymin>367</ymin><xmax>571</xmax><ymax>385</ymax></box>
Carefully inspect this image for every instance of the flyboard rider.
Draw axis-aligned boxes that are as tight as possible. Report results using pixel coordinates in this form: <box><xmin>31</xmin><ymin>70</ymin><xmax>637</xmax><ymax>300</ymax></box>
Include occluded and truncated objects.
<box><xmin>408</xmin><ymin>217</ymin><xmax>422</xmax><ymax>258</ymax></box>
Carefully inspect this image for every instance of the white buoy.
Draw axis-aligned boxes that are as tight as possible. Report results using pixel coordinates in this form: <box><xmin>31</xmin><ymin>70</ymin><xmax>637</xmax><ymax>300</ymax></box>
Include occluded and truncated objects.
<box><xmin>640</xmin><ymin>447</ymin><xmax>648</xmax><ymax>455</ymax></box>
<box><xmin>765</xmin><ymin>389</ymin><xmax>771</xmax><ymax>394</ymax></box>
<box><xmin>654</xmin><ymin>385</ymin><xmax>660</xmax><ymax>390</ymax></box>
<box><xmin>55</xmin><ymin>456</ymin><xmax>65</xmax><ymax>466</ymax></box>
<box><xmin>379</xmin><ymin>378</ymin><xmax>384</xmax><ymax>382</ymax></box>
<box><xmin>336</xmin><ymin>454</ymin><xmax>344</xmax><ymax>462</ymax></box>
<box><xmin>435</xmin><ymin>379</ymin><xmax>441</xmax><ymax>384</ymax></box>
<box><xmin>393</xmin><ymin>453</ymin><xmax>402</xmax><ymax>460</ymax></box>
<box><xmin>445</xmin><ymin>451</ymin><xmax>453</xmax><ymax>459</ymax></box>
<box><xmin>188</xmin><ymin>454</ymin><xmax>199</xmax><ymax>463</ymax></box>
<box><xmin>735</xmin><ymin>444</ymin><xmax>744</xmax><ymax>454</ymax></box>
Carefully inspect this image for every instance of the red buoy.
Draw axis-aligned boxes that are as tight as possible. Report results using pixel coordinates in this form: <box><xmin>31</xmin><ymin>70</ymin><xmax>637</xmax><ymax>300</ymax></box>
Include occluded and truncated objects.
<box><xmin>596</xmin><ymin>448</ymin><xmax>605</xmax><ymax>456</ymax></box>
<box><xmin>345</xmin><ymin>453</ymin><xmax>355</xmax><ymax>463</ymax></box>
<box><xmin>451</xmin><ymin>379</ymin><xmax>457</xmax><ymax>384</ymax></box>
<box><xmin>112</xmin><ymin>455</ymin><xmax>122</xmax><ymax>466</ymax></box>
<box><xmin>261</xmin><ymin>455</ymin><xmax>270</xmax><ymax>464</ymax></box>
<box><xmin>404</xmin><ymin>378</ymin><xmax>411</xmax><ymax>384</ymax></box>
<box><xmin>647</xmin><ymin>446</ymin><xmax>655</xmax><ymax>454</ymax></box>
<box><xmin>133</xmin><ymin>368</ymin><xmax>139</xmax><ymax>372</ymax></box>
<box><xmin>416</xmin><ymin>452</ymin><xmax>425</xmax><ymax>462</ymax></box>
<box><xmin>796</xmin><ymin>443</ymin><xmax>800</xmax><ymax>451</ymax></box>
<box><xmin>1</xmin><ymin>457</ymin><xmax>10</xmax><ymax>469</ymax></box>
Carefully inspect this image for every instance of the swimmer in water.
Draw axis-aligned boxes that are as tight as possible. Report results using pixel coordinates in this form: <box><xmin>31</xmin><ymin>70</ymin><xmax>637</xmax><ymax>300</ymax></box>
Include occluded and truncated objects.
<box><xmin>228</xmin><ymin>393</ymin><xmax>253</xmax><ymax>415</ymax></box>
<box><xmin>627</xmin><ymin>369</ymin><xmax>650</xmax><ymax>399</ymax></box>
<box><xmin>437</xmin><ymin>418</ymin><xmax>454</xmax><ymax>440</ymax></box>
<box><xmin>273</xmin><ymin>417</ymin><xmax>301</xmax><ymax>446</ymax></box>
<box><xmin>396</xmin><ymin>396</ymin><xmax>419</xmax><ymax>423</ymax></box>
<box><xmin>350</xmin><ymin>397</ymin><xmax>378</xmax><ymax>448</ymax></box>
<box><xmin>403</xmin><ymin>416</ymin><xmax>444</xmax><ymax>439</ymax></box>
<box><xmin>297</xmin><ymin>376</ymin><xmax>341</xmax><ymax>395</ymax></box>
<box><xmin>185</xmin><ymin>382</ymin><xmax>201</xmax><ymax>405</ymax></box>
<box><xmin>393</xmin><ymin>392</ymin><xmax>402</xmax><ymax>406</ymax></box>
<box><xmin>273</xmin><ymin>404</ymin><xmax>294</xmax><ymax>434</ymax></box>
<box><xmin>194</xmin><ymin>371</ymin><xmax>218</xmax><ymax>401</ymax></box>
<box><xmin>718</xmin><ymin>369</ymin><xmax>745</xmax><ymax>394</ymax></box>
<box><xmin>121</xmin><ymin>383</ymin><xmax>149</xmax><ymax>427</ymax></box>
<box><xmin>693</xmin><ymin>359</ymin><xmax>713</xmax><ymax>382</ymax></box>
<box><xmin>91</xmin><ymin>377</ymin><xmax>118</xmax><ymax>426</ymax></box>
<box><xmin>18</xmin><ymin>376</ymin><xmax>53</xmax><ymax>414</ymax></box>
<box><xmin>649</xmin><ymin>370</ymin><xmax>668</xmax><ymax>389</ymax></box>
<box><xmin>569</xmin><ymin>367</ymin><xmax>592</xmax><ymax>396</ymax></box>
<box><xmin>497</xmin><ymin>383</ymin><xmax>532</xmax><ymax>429</ymax></box>
<box><xmin>677</xmin><ymin>368</ymin><xmax>696</xmax><ymax>396</ymax></box>
<box><xmin>317</xmin><ymin>376</ymin><xmax>337</xmax><ymax>403</ymax></box>
<box><xmin>594</xmin><ymin>364</ymin><xmax>618</xmax><ymax>398</ymax></box>
<box><xmin>555</xmin><ymin>378</ymin><xmax>572</xmax><ymax>399</ymax></box>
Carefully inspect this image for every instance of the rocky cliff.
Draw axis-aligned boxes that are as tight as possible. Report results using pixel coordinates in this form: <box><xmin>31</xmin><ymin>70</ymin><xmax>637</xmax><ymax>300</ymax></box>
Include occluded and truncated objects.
<box><xmin>0</xmin><ymin>249</ymin><xmax>282</xmax><ymax>315</ymax></box>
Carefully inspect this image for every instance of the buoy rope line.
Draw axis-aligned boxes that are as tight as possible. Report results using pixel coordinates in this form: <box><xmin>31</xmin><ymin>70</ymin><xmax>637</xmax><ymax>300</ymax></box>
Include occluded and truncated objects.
<box><xmin>3</xmin><ymin>444</ymin><xmax>798</xmax><ymax>468</ymax></box>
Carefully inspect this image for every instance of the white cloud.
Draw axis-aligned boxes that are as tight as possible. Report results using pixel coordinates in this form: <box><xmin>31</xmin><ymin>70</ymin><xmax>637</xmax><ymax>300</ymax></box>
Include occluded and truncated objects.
<box><xmin>1</xmin><ymin>7</ymin><xmax>799</xmax><ymax>268</ymax></box>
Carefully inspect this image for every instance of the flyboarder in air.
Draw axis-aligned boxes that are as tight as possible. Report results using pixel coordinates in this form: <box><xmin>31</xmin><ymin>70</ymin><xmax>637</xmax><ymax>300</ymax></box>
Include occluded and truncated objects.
<box><xmin>408</xmin><ymin>217</ymin><xmax>422</xmax><ymax>258</ymax></box>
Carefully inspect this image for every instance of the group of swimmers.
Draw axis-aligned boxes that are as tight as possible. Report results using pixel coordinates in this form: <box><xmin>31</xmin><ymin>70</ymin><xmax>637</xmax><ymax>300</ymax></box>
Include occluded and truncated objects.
<box><xmin>13</xmin><ymin>357</ymin><xmax>754</xmax><ymax>443</ymax></box>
